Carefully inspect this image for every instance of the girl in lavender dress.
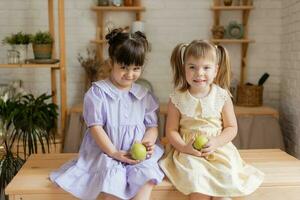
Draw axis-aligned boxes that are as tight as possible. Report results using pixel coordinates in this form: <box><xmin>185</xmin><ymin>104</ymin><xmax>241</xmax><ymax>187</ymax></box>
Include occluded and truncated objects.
<box><xmin>50</xmin><ymin>28</ymin><xmax>164</xmax><ymax>200</ymax></box>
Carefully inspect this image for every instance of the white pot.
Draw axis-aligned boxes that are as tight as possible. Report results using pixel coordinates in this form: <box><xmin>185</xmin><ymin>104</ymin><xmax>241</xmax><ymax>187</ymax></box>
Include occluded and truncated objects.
<box><xmin>131</xmin><ymin>21</ymin><xmax>145</xmax><ymax>33</ymax></box>
<box><xmin>12</xmin><ymin>44</ymin><xmax>28</xmax><ymax>64</ymax></box>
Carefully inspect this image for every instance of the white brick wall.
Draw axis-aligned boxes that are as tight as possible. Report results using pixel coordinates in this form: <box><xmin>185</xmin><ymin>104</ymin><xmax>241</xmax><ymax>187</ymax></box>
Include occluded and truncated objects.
<box><xmin>0</xmin><ymin>0</ymin><xmax>282</xmax><ymax>108</ymax></box>
<box><xmin>280</xmin><ymin>0</ymin><xmax>300</xmax><ymax>158</ymax></box>
<box><xmin>8</xmin><ymin>0</ymin><xmax>300</xmax><ymax>155</ymax></box>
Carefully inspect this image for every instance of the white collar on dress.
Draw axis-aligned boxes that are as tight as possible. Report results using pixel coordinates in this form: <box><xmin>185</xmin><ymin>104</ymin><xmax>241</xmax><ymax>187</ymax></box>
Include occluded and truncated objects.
<box><xmin>93</xmin><ymin>79</ymin><xmax>148</xmax><ymax>101</ymax></box>
<box><xmin>171</xmin><ymin>84</ymin><xmax>218</xmax><ymax>118</ymax></box>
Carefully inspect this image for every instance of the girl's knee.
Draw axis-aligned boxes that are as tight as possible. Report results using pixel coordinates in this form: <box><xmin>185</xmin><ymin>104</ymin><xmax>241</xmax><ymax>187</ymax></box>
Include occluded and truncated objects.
<box><xmin>146</xmin><ymin>180</ymin><xmax>155</xmax><ymax>187</ymax></box>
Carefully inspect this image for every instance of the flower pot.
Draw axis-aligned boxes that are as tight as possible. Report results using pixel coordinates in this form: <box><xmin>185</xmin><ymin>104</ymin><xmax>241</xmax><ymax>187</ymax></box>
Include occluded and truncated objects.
<box><xmin>224</xmin><ymin>0</ymin><xmax>233</xmax><ymax>6</ymax></box>
<box><xmin>32</xmin><ymin>44</ymin><xmax>52</xmax><ymax>59</ymax></box>
<box><xmin>97</xmin><ymin>0</ymin><xmax>109</xmax><ymax>6</ymax></box>
<box><xmin>124</xmin><ymin>0</ymin><xmax>133</xmax><ymax>6</ymax></box>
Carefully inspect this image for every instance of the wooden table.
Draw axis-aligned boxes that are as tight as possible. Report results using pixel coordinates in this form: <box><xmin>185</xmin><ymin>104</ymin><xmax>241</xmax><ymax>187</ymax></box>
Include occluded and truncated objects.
<box><xmin>5</xmin><ymin>149</ymin><xmax>300</xmax><ymax>200</ymax></box>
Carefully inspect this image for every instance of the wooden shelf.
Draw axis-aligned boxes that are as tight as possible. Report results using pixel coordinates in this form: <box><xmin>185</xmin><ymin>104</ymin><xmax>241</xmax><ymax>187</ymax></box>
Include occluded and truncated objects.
<box><xmin>91</xmin><ymin>3</ymin><xmax>145</xmax><ymax>62</ymax></box>
<box><xmin>211</xmin><ymin>6</ymin><xmax>254</xmax><ymax>10</ymax></box>
<box><xmin>90</xmin><ymin>39</ymin><xmax>106</xmax><ymax>44</ymax></box>
<box><xmin>159</xmin><ymin>103</ymin><xmax>278</xmax><ymax>118</ymax></box>
<box><xmin>91</xmin><ymin>6</ymin><xmax>145</xmax><ymax>12</ymax></box>
<box><xmin>211</xmin><ymin>39</ymin><xmax>255</xmax><ymax>43</ymax></box>
<box><xmin>211</xmin><ymin>0</ymin><xmax>254</xmax><ymax>85</ymax></box>
<box><xmin>69</xmin><ymin>103</ymin><xmax>279</xmax><ymax>119</ymax></box>
<box><xmin>0</xmin><ymin>0</ymin><xmax>67</xmax><ymax>145</ymax></box>
<box><xmin>0</xmin><ymin>63</ymin><xmax>60</xmax><ymax>69</ymax></box>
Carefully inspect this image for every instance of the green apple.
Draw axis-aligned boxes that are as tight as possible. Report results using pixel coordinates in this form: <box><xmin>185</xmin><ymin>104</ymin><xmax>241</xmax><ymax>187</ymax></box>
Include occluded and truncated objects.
<box><xmin>193</xmin><ymin>135</ymin><xmax>208</xmax><ymax>150</ymax></box>
<box><xmin>130</xmin><ymin>142</ymin><xmax>147</xmax><ymax>160</ymax></box>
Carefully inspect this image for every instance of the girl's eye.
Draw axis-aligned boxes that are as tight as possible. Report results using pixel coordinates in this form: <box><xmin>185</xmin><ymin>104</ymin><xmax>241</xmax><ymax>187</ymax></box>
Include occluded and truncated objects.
<box><xmin>204</xmin><ymin>66</ymin><xmax>210</xmax><ymax>70</ymax></box>
<box><xmin>134</xmin><ymin>67</ymin><xmax>141</xmax><ymax>71</ymax></box>
<box><xmin>189</xmin><ymin>66</ymin><xmax>195</xmax><ymax>69</ymax></box>
<box><xmin>120</xmin><ymin>65</ymin><xmax>127</xmax><ymax>69</ymax></box>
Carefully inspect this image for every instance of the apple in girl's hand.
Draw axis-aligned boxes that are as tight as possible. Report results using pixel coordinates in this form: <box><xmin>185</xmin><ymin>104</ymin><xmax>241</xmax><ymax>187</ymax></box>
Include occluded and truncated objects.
<box><xmin>193</xmin><ymin>135</ymin><xmax>208</xmax><ymax>150</ymax></box>
<box><xmin>130</xmin><ymin>142</ymin><xmax>147</xmax><ymax>160</ymax></box>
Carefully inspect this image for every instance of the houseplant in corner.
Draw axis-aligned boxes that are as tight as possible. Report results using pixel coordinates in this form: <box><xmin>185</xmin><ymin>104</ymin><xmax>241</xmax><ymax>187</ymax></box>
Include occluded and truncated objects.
<box><xmin>78</xmin><ymin>47</ymin><xmax>109</xmax><ymax>90</ymax></box>
<box><xmin>31</xmin><ymin>31</ymin><xmax>54</xmax><ymax>60</ymax></box>
<box><xmin>2</xmin><ymin>32</ymin><xmax>31</xmax><ymax>63</ymax></box>
<box><xmin>0</xmin><ymin>89</ymin><xmax>58</xmax><ymax>200</ymax></box>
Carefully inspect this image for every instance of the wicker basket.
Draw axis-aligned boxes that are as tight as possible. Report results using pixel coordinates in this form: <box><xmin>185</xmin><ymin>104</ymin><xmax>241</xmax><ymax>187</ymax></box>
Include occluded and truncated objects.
<box><xmin>236</xmin><ymin>85</ymin><xmax>263</xmax><ymax>106</ymax></box>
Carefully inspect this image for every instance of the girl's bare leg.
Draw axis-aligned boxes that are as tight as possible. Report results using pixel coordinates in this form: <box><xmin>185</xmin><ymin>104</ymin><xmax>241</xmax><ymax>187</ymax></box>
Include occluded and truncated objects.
<box><xmin>132</xmin><ymin>180</ymin><xmax>155</xmax><ymax>200</ymax></box>
<box><xmin>212</xmin><ymin>197</ymin><xmax>232</xmax><ymax>200</ymax></box>
<box><xmin>101</xmin><ymin>193</ymin><xmax>120</xmax><ymax>200</ymax></box>
<box><xmin>190</xmin><ymin>193</ymin><xmax>211</xmax><ymax>200</ymax></box>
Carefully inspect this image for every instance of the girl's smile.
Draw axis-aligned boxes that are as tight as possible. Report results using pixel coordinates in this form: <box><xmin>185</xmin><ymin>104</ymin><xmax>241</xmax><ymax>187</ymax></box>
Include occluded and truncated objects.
<box><xmin>110</xmin><ymin>62</ymin><xmax>142</xmax><ymax>90</ymax></box>
<box><xmin>185</xmin><ymin>56</ymin><xmax>218</xmax><ymax>94</ymax></box>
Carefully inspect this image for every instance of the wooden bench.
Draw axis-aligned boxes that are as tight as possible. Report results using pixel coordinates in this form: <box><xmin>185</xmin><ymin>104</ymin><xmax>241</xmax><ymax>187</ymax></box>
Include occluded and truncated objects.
<box><xmin>6</xmin><ymin>149</ymin><xmax>300</xmax><ymax>200</ymax></box>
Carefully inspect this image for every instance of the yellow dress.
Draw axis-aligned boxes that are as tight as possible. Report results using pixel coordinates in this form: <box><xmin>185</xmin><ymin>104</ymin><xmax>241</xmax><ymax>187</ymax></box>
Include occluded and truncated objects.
<box><xmin>159</xmin><ymin>84</ymin><xmax>264</xmax><ymax>197</ymax></box>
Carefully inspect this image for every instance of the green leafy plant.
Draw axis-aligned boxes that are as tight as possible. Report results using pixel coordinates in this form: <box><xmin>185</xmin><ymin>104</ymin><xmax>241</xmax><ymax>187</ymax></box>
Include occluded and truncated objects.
<box><xmin>2</xmin><ymin>32</ymin><xmax>31</xmax><ymax>45</ymax></box>
<box><xmin>30</xmin><ymin>31</ymin><xmax>53</xmax><ymax>44</ymax></box>
<box><xmin>0</xmin><ymin>93</ymin><xmax>58</xmax><ymax>199</ymax></box>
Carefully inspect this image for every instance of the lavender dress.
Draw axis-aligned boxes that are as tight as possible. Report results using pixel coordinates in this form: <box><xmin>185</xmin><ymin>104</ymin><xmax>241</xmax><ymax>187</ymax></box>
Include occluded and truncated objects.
<box><xmin>50</xmin><ymin>79</ymin><xmax>164</xmax><ymax>200</ymax></box>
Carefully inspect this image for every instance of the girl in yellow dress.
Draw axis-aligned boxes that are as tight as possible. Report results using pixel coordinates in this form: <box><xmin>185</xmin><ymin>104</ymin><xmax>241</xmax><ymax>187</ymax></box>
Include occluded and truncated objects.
<box><xmin>159</xmin><ymin>40</ymin><xmax>264</xmax><ymax>200</ymax></box>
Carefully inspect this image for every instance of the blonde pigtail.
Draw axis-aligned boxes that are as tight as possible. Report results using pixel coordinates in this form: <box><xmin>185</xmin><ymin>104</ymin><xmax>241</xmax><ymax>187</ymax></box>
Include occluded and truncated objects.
<box><xmin>170</xmin><ymin>43</ymin><xmax>189</xmax><ymax>91</ymax></box>
<box><xmin>215</xmin><ymin>45</ymin><xmax>231</xmax><ymax>93</ymax></box>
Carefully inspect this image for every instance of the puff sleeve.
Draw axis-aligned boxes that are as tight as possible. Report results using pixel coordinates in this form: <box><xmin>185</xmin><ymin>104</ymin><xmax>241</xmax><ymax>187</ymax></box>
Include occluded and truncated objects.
<box><xmin>143</xmin><ymin>92</ymin><xmax>159</xmax><ymax>128</ymax></box>
<box><xmin>215</xmin><ymin>87</ymin><xmax>231</xmax><ymax>113</ymax></box>
<box><xmin>83</xmin><ymin>85</ymin><xmax>106</xmax><ymax>127</ymax></box>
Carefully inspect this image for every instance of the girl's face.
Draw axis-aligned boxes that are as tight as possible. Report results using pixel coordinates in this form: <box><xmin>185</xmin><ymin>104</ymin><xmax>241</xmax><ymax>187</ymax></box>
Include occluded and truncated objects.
<box><xmin>184</xmin><ymin>56</ymin><xmax>218</xmax><ymax>92</ymax></box>
<box><xmin>110</xmin><ymin>62</ymin><xmax>142</xmax><ymax>90</ymax></box>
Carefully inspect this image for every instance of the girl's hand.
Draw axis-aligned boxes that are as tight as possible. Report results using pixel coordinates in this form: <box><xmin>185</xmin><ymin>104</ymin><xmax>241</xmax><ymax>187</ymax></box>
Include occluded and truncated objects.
<box><xmin>181</xmin><ymin>138</ymin><xmax>202</xmax><ymax>157</ymax></box>
<box><xmin>111</xmin><ymin>150</ymin><xmax>140</xmax><ymax>165</ymax></box>
<box><xmin>142</xmin><ymin>141</ymin><xmax>155</xmax><ymax>158</ymax></box>
<box><xmin>201</xmin><ymin>137</ymin><xmax>220</xmax><ymax>157</ymax></box>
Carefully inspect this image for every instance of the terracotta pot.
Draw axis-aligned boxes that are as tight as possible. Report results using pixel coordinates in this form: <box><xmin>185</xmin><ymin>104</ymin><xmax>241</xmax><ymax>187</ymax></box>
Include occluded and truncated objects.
<box><xmin>124</xmin><ymin>0</ymin><xmax>133</xmax><ymax>6</ymax></box>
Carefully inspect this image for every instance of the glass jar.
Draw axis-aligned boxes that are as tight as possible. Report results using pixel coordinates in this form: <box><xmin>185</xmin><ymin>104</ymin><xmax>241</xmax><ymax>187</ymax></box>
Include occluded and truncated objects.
<box><xmin>112</xmin><ymin>0</ymin><xmax>122</xmax><ymax>6</ymax></box>
<box><xmin>7</xmin><ymin>49</ymin><xmax>20</xmax><ymax>64</ymax></box>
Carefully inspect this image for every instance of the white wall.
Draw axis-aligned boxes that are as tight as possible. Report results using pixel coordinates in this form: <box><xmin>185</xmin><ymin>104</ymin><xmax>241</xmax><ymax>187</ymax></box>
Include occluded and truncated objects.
<box><xmin>0</xmin><ymin>0</ymin><xmax>283</xmax><ymax>109</ymax></box>
<box><xmin>280</xmin><ymin>0</ymin><xmax>300</xmax><ymax>158</ymax></box>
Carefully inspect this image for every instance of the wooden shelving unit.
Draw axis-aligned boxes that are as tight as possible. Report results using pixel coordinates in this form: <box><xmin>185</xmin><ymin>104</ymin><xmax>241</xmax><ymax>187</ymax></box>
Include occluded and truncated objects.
<box><xmin>0</xmin><ymin>63</ymin><xmax>60</xmax><ymax>69</ymax></box>
<box><xmin>211</xmin><ymin>5</ymin><xmax>254</xmax><ymax>10</ymax></box>
<box><xmin>0</xmin><ymin>0</ymin><xmax>67</xmax><ymax>141</ymax></box>
<box><xmin>90</xmin><ymin>0</ymin><xmax>145</xmax><ymax>61</ymax></box>
<box><xmin>211</xmin><ymin>0</ymin><xmax>254</xmax><ymax>84</ymax></box>
<box><xmin>211</xmin><ymin>39</ymin><xmax>254</xmax><ymax>43</ymax></box>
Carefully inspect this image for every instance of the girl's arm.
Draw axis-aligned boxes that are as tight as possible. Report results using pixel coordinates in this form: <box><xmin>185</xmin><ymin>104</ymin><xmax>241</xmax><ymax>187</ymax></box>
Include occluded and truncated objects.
<box><xmin>90</xmin><ymin>126</ymin><xmax>139</xmax><ymax>164</ymax></box>
<box><xmin>201</xmin><ymin>98</ymin><xmax>237</xmax><ymax>156</ymax></box>
<box><xmin>142</xmin><ymin>127</ymin><xmax>158</xmax><ymax>156</ymax></box>
<box><xmin>166</xmin><ymin>100</ymin><xmax>202</xmax><ymax>157</ymax></box>
<box><xmin>142</xmin><ymin>127</ymin><xmax>158</xmax><ymax>144</ymax></box>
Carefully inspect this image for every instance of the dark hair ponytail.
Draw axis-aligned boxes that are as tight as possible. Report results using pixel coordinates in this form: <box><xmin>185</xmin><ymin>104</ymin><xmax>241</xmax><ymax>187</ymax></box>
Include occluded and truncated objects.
<box><xmin>105</xmin><ymin>28</ymin><xmax>149</xmax><ymax>66</ymax></box>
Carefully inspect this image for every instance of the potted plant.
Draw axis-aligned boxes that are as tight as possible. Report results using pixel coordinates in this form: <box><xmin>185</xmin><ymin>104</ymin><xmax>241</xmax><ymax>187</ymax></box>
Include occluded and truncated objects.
<box><xmin>78</xmin><ymin>47</ymin><xmax>108</xmax><ymax>90</ymax></box>
<box><xmin>30</xmin><ymin>31</ymin><xmax>54</xmax><ymax>59</ymax></box>
<box><xmin>2</xmin><ymin>32</ymin><xmax>31</xmax><ymax>63</ymax></box>
<box><xmin>0</xmin><ymin>90</ymin><xmax>58</xmax><ymax>199</ymax></box>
